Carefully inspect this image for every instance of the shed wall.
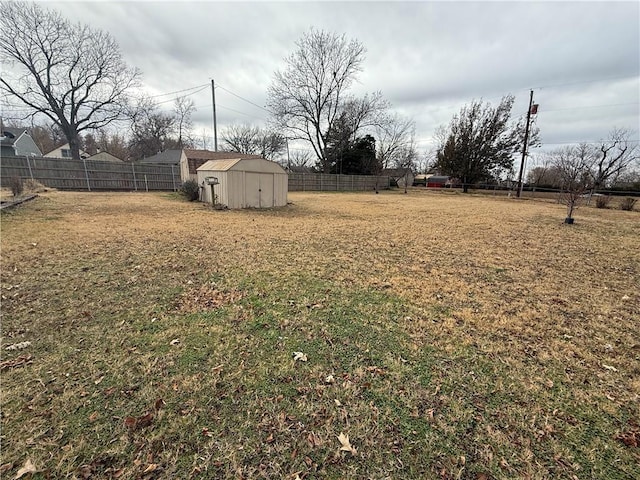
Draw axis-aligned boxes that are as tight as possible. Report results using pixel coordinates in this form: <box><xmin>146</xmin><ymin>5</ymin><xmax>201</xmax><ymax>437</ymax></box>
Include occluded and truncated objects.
<box><xmin>197</xmin><ymin>161</ymin><xmax>288</xmax><ymax>209</ymax></box>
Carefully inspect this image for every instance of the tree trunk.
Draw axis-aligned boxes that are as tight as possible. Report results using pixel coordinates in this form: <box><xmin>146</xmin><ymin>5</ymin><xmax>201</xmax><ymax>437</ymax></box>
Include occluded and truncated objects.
<box><xmin>68</xmin><ymin>132</ymin><xmax>82</xmax><ymax>160</ymax></box>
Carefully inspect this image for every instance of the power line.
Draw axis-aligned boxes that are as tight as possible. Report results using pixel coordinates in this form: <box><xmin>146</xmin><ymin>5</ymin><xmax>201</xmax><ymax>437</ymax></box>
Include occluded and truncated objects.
<box><xmin>533</xmin><ymin>74</ymin><xmax>638</xmax><ymax>91</ymax></box>
<box><xmin>150</xmin><ymin>85</ymin><xmax>209</xmax><ymax>107</ymax></box>
<box><xmin>215</xmin><ymin>83</ymin><xmax>272</xmax><ymax>114</ymax></box>
<box><xmin>541</xmin><ymin>139</ymin><xmax>640</xmax><ymax>146</ymax></box>
<box><xmin>540</xmin><ymin>102</ymin><xmax>639</xmax><ymax>113</ymax></box>
<box><xmin>147</xmin><ymin>83</ymin><xmax>208</xmax><ymax>98</ymax></box>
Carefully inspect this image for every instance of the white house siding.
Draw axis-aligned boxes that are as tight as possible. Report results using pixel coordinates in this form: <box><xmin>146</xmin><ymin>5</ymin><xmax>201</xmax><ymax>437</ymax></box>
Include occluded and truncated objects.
<box><xmin>178</xmin><ymin>151</ymin><xmax>190</xmax><ymax>182</ymax></box>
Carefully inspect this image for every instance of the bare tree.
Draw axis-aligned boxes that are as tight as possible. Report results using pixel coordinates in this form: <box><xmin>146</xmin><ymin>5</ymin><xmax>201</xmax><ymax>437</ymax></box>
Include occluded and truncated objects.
<box><xmin>254</xmin><ymin>132</ymin><xmax>287</xmax><ymax>161</ymax></box>
<box><xmin>128</xmin><ymin>98</ymin><xmax>178</xmax><ymax>160</ymax></box>
<box><xmin>376</xmin><ymin>114</ymin><xmax>416</xmax><ymax>170</ymax></box>
<box><xmin>588</xmin><ymin>128</ymin><xmax>639</xmax><ymax>199</ymax></box>
<box><xmin>174</xmin><ymin>96</ymin><xmax>196</xmax><ymax>147</ymax></box>
<box><xmin>552</xmin><ymin>144</ymin><xmax>594</xmax><ymax>223</ymax></box>
<box><xmin>221</xmin><ymin>124</ymin><xmax>260</xmax><ymax>154</ymax></box>
<box><xmin>340</xmin><ymin>92</ymin><xmax>389</xmax><ymax>142</ymax></box>
<box><xmin>0</xmin><ymin>2</ymin><xmax>140</xmax><ymax>160</ymax></box>
<box><xmin>267</xmin><ymin>28</ymin><xmax>366</xmax><ymax>172</ymax></box>
<box><xmin>288</xmin><ymin>150</ymin><xmax>312</xmax><ymax>171</ymax></box>
<box><xmin>221</xmin><ymin>123</ymin><xmax>286</xmax><ymax>161</ymax></box>
<box><xmin>96</xmin><ymin>130</ymin><xmax>129</xmax><ymax>161</ymax></box>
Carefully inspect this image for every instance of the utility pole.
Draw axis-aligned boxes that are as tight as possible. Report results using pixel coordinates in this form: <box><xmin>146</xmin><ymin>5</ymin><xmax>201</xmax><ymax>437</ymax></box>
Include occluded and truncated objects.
<box><xmin>211</xmin><ymin>79</ymin><xmax>218</xmax><ymax>152</ymax></box>
<box><xmin>516</xmin><ymin>89</ymin><xmax>534</xmax><ymax>198</ymax></box>
<box><xmin>285</xmin><ymin>138</ymin><xmax>290</xmax><ymax>171</ymax></box>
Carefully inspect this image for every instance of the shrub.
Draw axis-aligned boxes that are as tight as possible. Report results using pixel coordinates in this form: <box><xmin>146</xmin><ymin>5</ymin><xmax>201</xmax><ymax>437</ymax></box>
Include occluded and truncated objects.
<box><xmin>595</xmin><ymin>195</ymin><xmax>611</xmax><ymax>209</ymax></box>
<box><xmin>9</xmin><ymin>177</ymin><xmax>23</xmax><ymax>197</ymax></box>
<box><xmin>180</xmin><ymin>179</ymin><xmax>200</xmax><ymax>201</ymax></box>
<box><xmin>24</xmin><ymin>179</ymin><xmax>48</xmax><ymax>193</ymax></box>
<box><xmin>619</xmin><ymin>197</ymin><xmax>637</xmax><ymax>211</ymax></box>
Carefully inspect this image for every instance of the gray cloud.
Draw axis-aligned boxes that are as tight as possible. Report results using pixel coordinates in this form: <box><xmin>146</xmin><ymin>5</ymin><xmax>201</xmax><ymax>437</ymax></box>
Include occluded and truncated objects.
<box><xmin>22</xmin><ymin>1</ymin><xmax>640</xmax><ymax>154</ymax></box>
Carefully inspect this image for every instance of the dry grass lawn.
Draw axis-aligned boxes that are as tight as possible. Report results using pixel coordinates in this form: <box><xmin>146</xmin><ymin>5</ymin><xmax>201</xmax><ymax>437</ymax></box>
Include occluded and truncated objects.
<box><xmin>1</xmin><ymin>189</ymin><xmax>639</xmax><ymax>479</ymax></box>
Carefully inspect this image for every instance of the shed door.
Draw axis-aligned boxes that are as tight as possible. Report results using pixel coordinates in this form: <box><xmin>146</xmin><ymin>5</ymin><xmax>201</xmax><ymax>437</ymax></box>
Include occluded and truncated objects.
<box><xmin>245</xmin><ymin>173</ymin><xmax>274</xmax><ymax>208</ymax></box>
<box><xmin>260</xmin><ymin>174</ymin><xmax>274</xmax><ymax>208</ymax></box>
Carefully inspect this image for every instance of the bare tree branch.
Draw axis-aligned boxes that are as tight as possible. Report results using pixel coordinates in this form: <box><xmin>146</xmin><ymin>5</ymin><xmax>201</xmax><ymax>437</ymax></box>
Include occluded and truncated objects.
<box><xmin>0</xmin><ymin>1</ymin><xmax>140</xmax><ymax>159</ymax></box>
<box><xmin>266</xmin><ymin>28</ymin><xmax>365</xmax><ymax>172</ymax></box>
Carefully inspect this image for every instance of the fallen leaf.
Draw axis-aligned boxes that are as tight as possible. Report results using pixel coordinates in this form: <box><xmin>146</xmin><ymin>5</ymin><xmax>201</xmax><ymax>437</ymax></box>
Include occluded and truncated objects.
<box><xmin>154</xmin><ymin>398</ymin><xmax>165</xmax><ymax>411</ymax></box>
<box><xmin>124</xmin><ymin>416</ymin><xmax>137</xmax><ymax>429</ymax></box>
<box><xmin>293</xmin><ymin>351</ymin><xmax>307</xmax><ymax>362</ymax></box>
<box><xmin>89</xmin><ymin>411</ymin><xmax>99</xmax><ymax>422</ymax></box>
<box><xmin>325</xmin><ymin>374</ymin><xmax>335</xmax><ymax>384</ymax></box>
<box><xmin>334</xmin><ymin>399</ymin><xmax>342</xmax><ymax>407</ymax></box>
<box><xmin>136</xmin><ymin>412</ymin><xmax>154</xmax><ymax>429</ymax></box>
<box><xmin>202</xmin><ymin>427</ymin><xmax>213</xmax><ymax>437</ymax></box>
<box><xmin>170</xmin><ymin>339</ymin><xmax>180</xmax><ymax>346</ymax></box>
<box><xmin>15</xmin><ymin>459</ymin><xmax>37</xmax><ymax>479</ymax></box>
<box><xmin>5</xmin><ymin>341</ymin><xmax>31</xmax><ymax>351</ymax></box>
<box><xmin>94</xmin><ymin>376</ymin><xmax>104</xmax><ymax>385</ymax></box>
<box><xmin>0</xmin><ymin>463</ymin><xmax>14</xmax><ymax>475</ymax></box>
<box><xmin>142</xmin><ymin>464</ymin><xmax>158</xmax><ymax>474</ymax></box>
<box><xmin>337</xmin><ymin>432</ymin><xmax>357</xmax><ymax>455</ymax></box>
<box><xmin>0</xmin><ymin>355</ymin><xmax>33</xmax><ymax>371</ymax></box>
<box><xmin>602</xmin><ymin>364</ymin><xmax>618</xmax><ymax>372</ymax></box>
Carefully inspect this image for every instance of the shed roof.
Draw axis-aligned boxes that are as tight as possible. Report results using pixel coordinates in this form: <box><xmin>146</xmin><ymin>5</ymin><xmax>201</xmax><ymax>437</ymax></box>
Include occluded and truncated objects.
<box><xmin>197</xmin><ymin>159</ymin><xmax>242</xmax><ymax>171</ymax></box>
<box><xmin>197</xmin><ymin>157</ymin><xmax>287</xmax><ymax>174</ymax></box>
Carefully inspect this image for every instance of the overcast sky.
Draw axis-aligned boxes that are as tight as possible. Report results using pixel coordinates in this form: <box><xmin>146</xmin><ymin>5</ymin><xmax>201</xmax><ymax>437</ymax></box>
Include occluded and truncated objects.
<box><xmin>27</xmin><ymin>1</ymin><xmax>640</xmax><ymax>159</ymax></box>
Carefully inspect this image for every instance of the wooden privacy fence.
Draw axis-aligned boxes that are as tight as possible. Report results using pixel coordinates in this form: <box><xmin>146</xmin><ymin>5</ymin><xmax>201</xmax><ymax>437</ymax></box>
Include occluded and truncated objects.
<box><xmin>288</xmin><ymin>173</ymin><xmax>390</xmax><ymax>192</ymax></box>
<box><xmin>1</xmin><ymin>156</ymin><xmax>391</xmax><ymax>193</ymax></box>
<box><xmin>0</xmin><ymin>155</ymin><xmax>181</xmax><ymax>191</ymax></box>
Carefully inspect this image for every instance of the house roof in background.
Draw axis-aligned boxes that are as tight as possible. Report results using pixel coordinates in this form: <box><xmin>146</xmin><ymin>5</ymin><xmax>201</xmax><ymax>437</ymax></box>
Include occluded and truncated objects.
<box><xmin>1</xmin><ymin>127</ymin><xmax>27</xmax><ymax>146</ymax></box>
<box><xmin>183</xmin><ymin>149</ymin><xmax>262</xmax><ymax>161</ymax></box>
<box><xmin>137</xmin><ymin>149</ymin><xmax>182</xmax><ymax>164</ymax></box>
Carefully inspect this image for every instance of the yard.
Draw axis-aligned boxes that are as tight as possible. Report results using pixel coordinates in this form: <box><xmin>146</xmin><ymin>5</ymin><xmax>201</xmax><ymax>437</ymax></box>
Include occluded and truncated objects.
<box><xmin>1</xmin><ymin>190</ymin><xmax>638</xmax><ymax>479</ymax></box>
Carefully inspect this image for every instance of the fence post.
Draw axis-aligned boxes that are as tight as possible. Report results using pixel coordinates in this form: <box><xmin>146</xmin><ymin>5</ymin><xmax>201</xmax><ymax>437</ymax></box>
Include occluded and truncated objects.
<box><xmin>336</xmin><ymin>174</ymin><xmax>339</xmax><ymax>191</ymax></box>
<box><xmin>132</xmin><ymin>163</ymin><xmax>138</xmax><ymax>191</ymax></box>
<box><xmin>144</xmin><ymin>174</ymin><xmax>149</xmax><ymax>192</ymax></box>
<box><xmin>171</xmin><ymin>165</ymin><xmax>177</xmax><ymax>191</ymax></box>
<box><xmin>303</xmin><ymin>173</ymin><xmax>305</xmax><ymax>192</ymax></box>
<box><xmin>320</xmin><ymin>174</ymin><xmax>323</xmax><ymax>191</ymax></box>
<box><xmin>25</xmin><ymin>156</ymin><xmax>34</xmax><ymax>180</ymax></box>
<box><xmin>82</xmin><ymin>158</ymin><xmax>91</xmax><ymax>191</ymax></box>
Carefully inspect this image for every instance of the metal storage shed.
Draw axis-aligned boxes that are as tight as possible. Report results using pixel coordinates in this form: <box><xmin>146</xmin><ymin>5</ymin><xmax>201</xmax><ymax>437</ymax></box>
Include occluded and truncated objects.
<box><xmin>196</xmin><ymin>158</ymin><xmax>288</xmax><ymax>209</ymax></box>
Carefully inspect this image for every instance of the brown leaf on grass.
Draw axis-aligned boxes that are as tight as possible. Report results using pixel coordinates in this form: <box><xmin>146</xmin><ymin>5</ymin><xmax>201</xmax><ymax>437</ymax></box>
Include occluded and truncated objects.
<box><xmin>142</xmin><ymin>464</ymin><xmax>158</xmax><ymax>474</ymax></box>
<box><xmin>0</xmin><ymin>463</ymin><xmax>14</xmax><ymax>475</ymax></box>
<box><xmin>615</xmin><ymin>429</ymin><xmax>639</xmax><ymax>447</ymax></box>
<box><xmin>136</xmin><ymin>412</ymin><xmax>154</xmax><ymax>429</ymax></box>
<box><xmin>154</xmin><ymin>398</ymin><xmax>165</xmax><ymax>411</ymax></box>
<box><xmin>1</xmin><ymin>354</ymin><xmax>33</xmax><ymax>371</ymax></box>
<box><xmin>337</xmin><ymin>432</ymin><xmax>357</xmax><ymax>455</ymax></box>
<box><xmin>89</xmin><ymin>411</ymin><xmax>99</xmax><ymax>422</ymax></box>
<box><xmin>176</xmin><ymin>286</ymin><xmax>243</xmax><ymax>313</ymax></box>
<box><xmin>124</xmin><ymin>411</ymin><xmax>154</xmax><ymax>431</ymax></box>
<box><xmin>14</xmin><ymin>459</ymin><xmax>37</xmax><ymax>479</ymax></box>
